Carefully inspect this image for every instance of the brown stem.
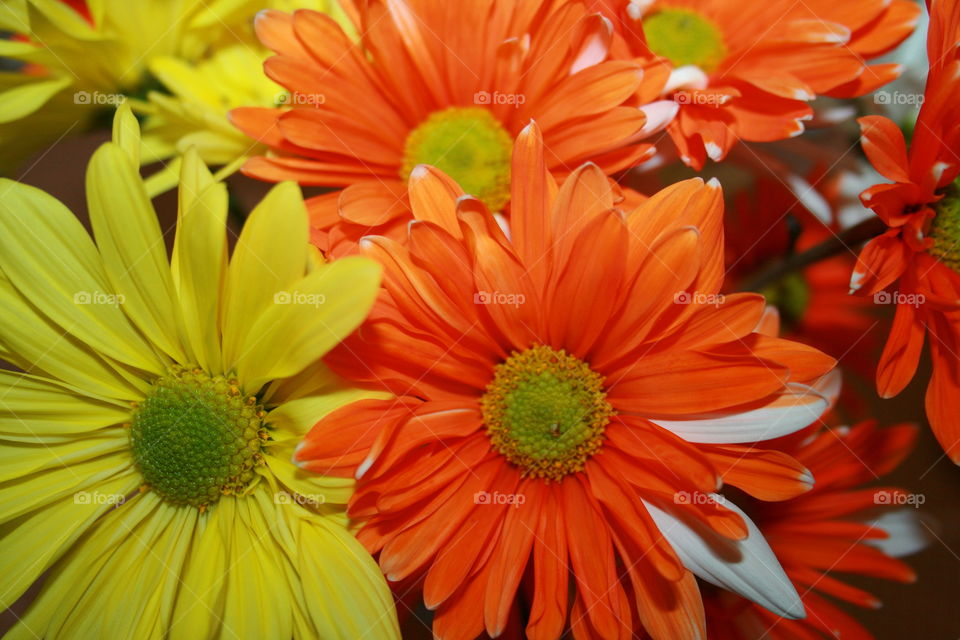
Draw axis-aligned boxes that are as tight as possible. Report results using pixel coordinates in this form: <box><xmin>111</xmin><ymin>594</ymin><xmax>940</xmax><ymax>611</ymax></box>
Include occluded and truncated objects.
<box><xmin>739</xmin><ymin>216</ymin><xmax>888</xmax><ymax>292</ymax></box>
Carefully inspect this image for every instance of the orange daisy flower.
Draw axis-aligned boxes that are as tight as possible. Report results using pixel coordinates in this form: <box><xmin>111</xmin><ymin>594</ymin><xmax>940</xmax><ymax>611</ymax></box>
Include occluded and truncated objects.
<box><xmin>295</xmin><ymin>123</ymin><xmax>838</xmax><ymax>639</ymax></box>
<box><xmin>231</xmin><ymin>1</ymin><xmax>673</xmax><ymax>256</ymax></box>
<box><xmin>705</xmin><ymin>420</ymin><xmax>924</xmax><ymax>640</ymax></box>
<box><xmin>852</xmin><ymin>0</ymin><xmax>960</xmax><ymax>462</ymax></box>
<box><xmin>591</xmin><ymin>0</ymin><xmax>919</xmax><ymax>169</ymax></box>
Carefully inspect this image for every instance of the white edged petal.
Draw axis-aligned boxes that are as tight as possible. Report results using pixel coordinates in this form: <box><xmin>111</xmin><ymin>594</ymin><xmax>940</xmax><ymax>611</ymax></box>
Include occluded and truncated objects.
<box><xmin>864</xmin><ymin>509</ymin><xmax>930</xmax><ymax>558</ymax></box>
<box><xmin>650</xmin><ymin>381</ymin><xmax>832</xmax><ymax>444</ymax></box>
<box><xmin>643</xmin><ymin>496</ymin><xmax>805</xmax><ymax>619</ymax></box>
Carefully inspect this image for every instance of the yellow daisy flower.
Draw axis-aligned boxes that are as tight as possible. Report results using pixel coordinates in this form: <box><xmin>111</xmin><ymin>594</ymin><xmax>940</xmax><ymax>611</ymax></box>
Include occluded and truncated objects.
<box><xmin>0</xmin><ymin>104</ymin><xmax>399</xmax><ymax>640</ymax></box>
<box><xmin>138</xmin><ymin>1</ymin><xmax>354</xmax><ymax>172</ymax></box>
<box><xmin>0</xmin><ymin>0</ymin><xmax>348</xmax><ymax>175</ymax></box>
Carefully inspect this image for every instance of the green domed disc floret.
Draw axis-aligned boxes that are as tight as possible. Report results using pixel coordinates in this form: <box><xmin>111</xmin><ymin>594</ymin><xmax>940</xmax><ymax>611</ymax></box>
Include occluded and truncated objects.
<box><xmin>401</xmin><ymin>106</ymin><xmax>513</xmax><ymax>211</ymax></box>
<box><xmin>129</xmin><ymin>366</ymin><xmax>267</xmax><ymax>508</ymax></box>
<box><xmin>929</xmin><ymin>178</ymin><xmax>960</xmax><ymax>273</ymax></box>
<box><xmin>642</xmin><ymin>9</ymin><xmax>727</xmax><ymax>72</ymax></box>
<box><xmin>481</xmin><ymin>345</ymin><xmax>613</xmax><ymax>481</ymax></box>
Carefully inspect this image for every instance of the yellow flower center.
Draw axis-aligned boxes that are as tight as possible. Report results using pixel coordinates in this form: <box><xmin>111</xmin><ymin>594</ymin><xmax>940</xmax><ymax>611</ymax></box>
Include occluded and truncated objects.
<box><xmin>642</xmin><ymin>9</ymin><xmax>727</xmax><ymax>72</ymax></box>
<box><xmin>760</xmin><ymin>272</ymin><xmax>810</xmax><ymax>329</ymax></box>
<box><xmin>481</xmin><ymin>345</ymin><xmax>613</xmax><ymax>482</ymax></box>
<box><xmin>401</xmin><ymin>107</ymin><xmax>513</xmax><ymax>211</ymax></box>
<box><xmin>929</xmin><ymin>178</ymin><xmax>960</xmax><ymax>272</ymax></box>
<box><xmin>129</xmin><ymin>366</ymin><xmax>267</xmax><ymax>508</ymax></box>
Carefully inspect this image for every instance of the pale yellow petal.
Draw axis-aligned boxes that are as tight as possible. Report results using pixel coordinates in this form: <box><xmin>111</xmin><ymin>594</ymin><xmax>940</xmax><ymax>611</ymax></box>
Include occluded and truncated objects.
<box><xmin>0</xmin><ymin>274</ymin><xmax>148</xmax><ymax>401</ymax></box>
<box><xmin>0</xmin><ymin>470</ymin><xmax>138</xmax><ymax>610</ymax></box>
<box><xmin>171</xmin><ymin>147</ymin><xmax>228</xmax><ymax>373</ymax></box>
<box><xmin>111</xmin><ymin>100</ymin><xmax>141</xmax><ymax>166</ymax></box>
<box><xmin>169</xmin><ymin>498</ymin><xmax>232</xmax><ymax>639</ymax></box>
<box><xmin>86</xmin><ymin>142</ymin><xmax>187</xmax><ymax>363</ymax></box>
<box><xmin>0</xmin><ymin>450</ymin><xmax>131</xmax><ymax>525</ymax></box>
<box><xmin>5</xmin><ymin>491</ymin><xmax>158</xmax><ymax>639</ymax></box>
<box><xmin>0</xmin><ymin>371</ymin><xmax>130</xmax><ymax>438</ymax></box>
<box><xmin>221</xmin><ymin>181</ymin><xmax>309</xmax><ymax>371</ymax></box>
<box><xmin>0</xmin><ymin>76</ymin><xmax>71</xmax><ymax>123</ymax></box>
<box><xmin>0</xmin><ymin>179</ymin><xmax>161</xmax><ymax>373</ymax></box>
<box><xmin>220</xmin><ymin>497</ymin><xmax>294</xmax><ymax>640</ymax></box>
<box><xmin>0</xmin><ymin>428</ymin><xmax>127</xmax><ymax>482</ymax></box>
<box><xmin>297</xmin><ymin>516</ymin><xmax>400</xmax><ymax>640</ymax></box>
<box><xmin>234</xmin><ymin>256</ymin><xmax>381</xmax><ymax>391</ymax></box>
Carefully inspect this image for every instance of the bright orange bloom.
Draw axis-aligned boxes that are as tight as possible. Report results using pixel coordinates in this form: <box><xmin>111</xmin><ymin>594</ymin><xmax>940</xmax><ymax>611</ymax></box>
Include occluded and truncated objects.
<box><xmin>295</xmin><ymin>123</ymin><xmax>837</xmax><ymax>639</ymax></box>
<box><xmin>705</xmin><ymin>420</ymin><xmax>923</xmax><ymax>640</ymax></box>
<box><xmin>591</xmin><ymin>0</ymin><xmax>918</xmax><ymax>169</ymax></box>
<box><xmin>852</xmin><ymin>0</ymin><xmax>960</xmax><ymax>462</ymax></box>
<box><xmin>231</xmin><ymin>1</ymin><xmax>671</xmax><ymax>256</ymax></box>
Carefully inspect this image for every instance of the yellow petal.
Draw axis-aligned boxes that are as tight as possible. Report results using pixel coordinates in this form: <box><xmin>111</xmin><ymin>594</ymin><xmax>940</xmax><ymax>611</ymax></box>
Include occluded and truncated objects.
<box><xmin>0</xmin><ymin>76</ymin><xmax>71</xmax><ymax>124</ymax></box>
<box><xmin>0</xmin><ymin>372</ymin><xmax>129</xmax><ymax>439</ymax></box>
<box><xmin>87</xmin><ymin>142</ymin><xmax>187</xmax><ymax>363</ymax></box>
<box><xmin>111</xmin><ymin>100</ymin><xmax>140</xmax><ymax>166</ymax></box>
<box><xmin>0</xmin><ymin>427</ymin><xmax>127</xmax><ymax>482</ymax></box>
<box><xmin>234</xmin><ymin>256</ymin><xmax>382</xmax><ymax>391</ymax></box>
<box><xmin>0</xmin><ymin>179</ymin><xmax>160</xmax><ymax>373</ymax></box>
<box><xmin>0</xmin><ymin>450</ymin><xmax>131</xmax><ymax>525</ymax></box>
<box><xmin>220</xmin><ymin>497</ymin><xmax>294</xmax><ymax>639</ymax></box>
<box><xmin>169</xmin><ymin>498</ymin><xmax>232</xmax><ymax>639</ymax></box>
<box><xmin>297</xmin><ymin>516</ymin><xmax>400</xmax><ymax>639</ymax></box>
<box><xmin>0</xmin><ymin>274</ymin><xmax>148</xmax><ymax>401</ymax></box>
<box><xmin>6</xmin><ymin>491</ymin><xmax>158</xmax><ymax>639</ymax></box>
<box><xmin>172</xmin><ymin>148</ymin><xmax>228</xmax><ymax>373</ymax></box>
<box><xmin>221</xmin><ymin>181</ymin><xmax>309</xmax><ymax>371</ymax></box>
<box><xmin>0</xmin><ymin>470</ymin><xmax>138</xmax><ymax>611</ymax></box>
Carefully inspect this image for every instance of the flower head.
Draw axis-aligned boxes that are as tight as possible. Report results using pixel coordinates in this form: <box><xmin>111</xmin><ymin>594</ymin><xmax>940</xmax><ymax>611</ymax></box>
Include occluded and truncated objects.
<box><xmin>851</xmin><ymin>0</ymin><xmax>960</xmax><ymax>462</ymax></box>
<box><xmin>594</xmin><ymin>0</ymin><xmax>919</xmax><ymax>168</ymax></box>
<box><xmin>295</xmin><ymin>122</ymin><xmax>837</xmax><ymax>639</ymax></box>
<box><xmin>705</xmin><ymin>420</ymin><xmax>924</xmax><ymax>640</ymax></box>
<box><xmin>0</xmin><ymin>0</ymin><xmax>346</xmax><ymax>174</ymax></box>
<box><xmin>231</xmin><ymin>1</ymin><xmax>672</xmax><ymax>256</ymax></box>
<box><xmin>0</xmin><ymin>104</ymin><xmax>398</xmax><ymax>638</ymax></box>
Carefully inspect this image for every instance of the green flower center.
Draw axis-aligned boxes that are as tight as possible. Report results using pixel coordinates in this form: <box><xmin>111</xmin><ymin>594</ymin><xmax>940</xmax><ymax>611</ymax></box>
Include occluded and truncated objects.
<box><xmin>642</xmin><ymin>9</ymin><xmax>727</xmax><ymax>72</ymax></box>
<box><xmin>760</xmin><ymin>272</ymin><xmax>811</xmax><ymax>329</ymax></box>
<box><xmin>129</xmin><ymin>366</ymin><xmax>267</xmax><ymax>509</ymax></box>
<box><xmin>929</xmin><ymin>178</ymin><xmax>960</xmax><ymax>273</ymax></box>
<box><xmin>401</xmin><ymin>107</ymin><xmax>513</xmax><ymax>211</ymax></box>
<box><xmin>481</xmin><ymin>345</ymin><xmax>613</xmax><ymax>482</ymax></box>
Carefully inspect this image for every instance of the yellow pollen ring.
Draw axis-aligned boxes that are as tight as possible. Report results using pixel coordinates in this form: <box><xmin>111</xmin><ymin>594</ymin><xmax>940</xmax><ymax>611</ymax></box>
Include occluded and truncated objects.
<box><xmin>481</xmin><ymin>345</ymin><xmax>613</xmax><ymax>482</ymax></box>
<box><xmin>401</xmin><ymin>106</ymin><xmax>513</xmax><ymax>211</ymax></box>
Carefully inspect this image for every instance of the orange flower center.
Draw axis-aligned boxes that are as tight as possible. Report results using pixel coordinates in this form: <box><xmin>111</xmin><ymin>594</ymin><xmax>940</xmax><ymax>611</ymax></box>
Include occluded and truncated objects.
<box><xmin>401</xmin><ymin>107</ymin><xmax>513</xmax><ymax>211</ymax></box>
<box><xmin>480</xmin><ymin>345</ymin><xmax>613</xmax><ymax>482</ymax></box>
<box><xmin>642</xmin><ymin>9</ymin><xmax>727</xmax><ymax>73</ymax></box>
<box><xmin>929</xmin><ymin>178</ymin><xmax>960</xmax><ymax>272</ymax></box>
<box><xmin>129</xmin><ymin>366</ymin><xmax>267</xmax><ymax>508</ymax></box>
